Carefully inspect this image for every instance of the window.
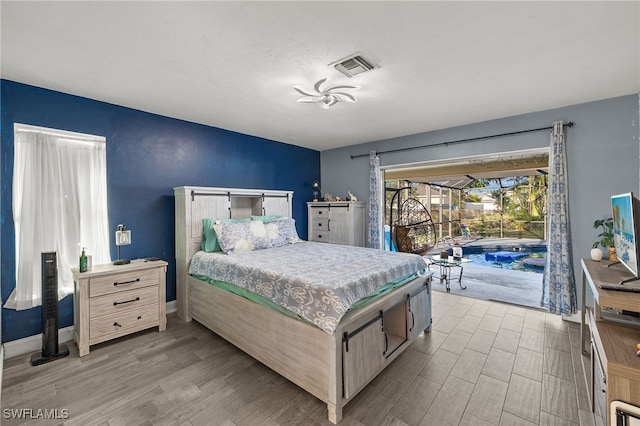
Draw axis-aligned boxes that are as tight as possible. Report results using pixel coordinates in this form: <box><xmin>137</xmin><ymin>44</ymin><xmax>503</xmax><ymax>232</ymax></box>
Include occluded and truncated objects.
<box><xmin>4</xmin><ymin>124</ymin><xmax>110</xmax><ymax>310</ymax></box>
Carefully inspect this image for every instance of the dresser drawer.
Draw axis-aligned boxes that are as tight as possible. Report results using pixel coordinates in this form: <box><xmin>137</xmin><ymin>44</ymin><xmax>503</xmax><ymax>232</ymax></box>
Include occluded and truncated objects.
<box><xmin>90</xmin><ymin>268</ymin><xmax>158</xmax><ymax>297</ymax></box>
<box><xmin>90</xmin><ymin>302</ymin><xmax>159</xmax><ymax>341</ymax></box>
<box><xmin>310</xmin><ymin>232</ymin><xmax>330</xmax><ymax>242</ymax></box>
<box><xmin>89</xmin><ymin>286</ymin><xmax>159</xmax><ymax>319</ymax></box>
<box><xmin>309</xmin><ymin>207</ymin><xmax>329</xmax><ymax>218</ymax></box>
<box><xmin>311</xmin><ymin>218</ymin><xmax>329</xmax><ymax>231</ymax></box>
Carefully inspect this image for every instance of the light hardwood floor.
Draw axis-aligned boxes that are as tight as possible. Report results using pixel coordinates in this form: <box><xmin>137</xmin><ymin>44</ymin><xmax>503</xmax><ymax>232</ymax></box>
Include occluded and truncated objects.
<box><xmin>2</xmin><ymin>291</ymin><xmax>593</xmax><ymax>425</ymax></box>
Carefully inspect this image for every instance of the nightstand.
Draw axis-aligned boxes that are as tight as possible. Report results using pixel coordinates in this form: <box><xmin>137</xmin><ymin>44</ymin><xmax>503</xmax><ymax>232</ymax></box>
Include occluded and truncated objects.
<box><xmin>72</xmin><ymin>259</ymin><xmax>167</xmax><ymax>356</ymax></box>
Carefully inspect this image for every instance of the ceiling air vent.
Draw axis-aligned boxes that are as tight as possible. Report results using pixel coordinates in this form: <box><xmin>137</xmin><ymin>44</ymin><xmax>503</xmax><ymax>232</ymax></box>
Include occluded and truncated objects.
<box><xmin>334</xmin><ymin>55</ymin><xmax>375</xmax><ymax>78</ymax></box>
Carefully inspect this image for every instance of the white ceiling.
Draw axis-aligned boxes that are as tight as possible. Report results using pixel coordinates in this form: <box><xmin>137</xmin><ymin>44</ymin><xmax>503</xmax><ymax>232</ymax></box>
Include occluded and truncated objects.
<box><xmin>1</xmin><ymin>1</ymin><xmax>638</xmax><ymax>152</ymax></box>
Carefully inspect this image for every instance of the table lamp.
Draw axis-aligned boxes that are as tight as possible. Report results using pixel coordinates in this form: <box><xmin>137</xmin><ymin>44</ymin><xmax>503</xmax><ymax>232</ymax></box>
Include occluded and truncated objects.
<box><xmin>312</xmin><ymin>181</ymin><xmax>321</xmax><ymax>202</ymax></box>
<box><xmin>113</xmin><ymin>224</ymin><xmax>131</xmax><ymax>265</ymax></box>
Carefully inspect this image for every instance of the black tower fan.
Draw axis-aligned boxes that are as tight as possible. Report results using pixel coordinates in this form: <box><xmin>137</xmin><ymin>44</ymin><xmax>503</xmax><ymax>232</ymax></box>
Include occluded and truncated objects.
<box><xmin>31</xmin><ymin>252</ymin><xmax>69</xmax><ymax>366</ymax></box>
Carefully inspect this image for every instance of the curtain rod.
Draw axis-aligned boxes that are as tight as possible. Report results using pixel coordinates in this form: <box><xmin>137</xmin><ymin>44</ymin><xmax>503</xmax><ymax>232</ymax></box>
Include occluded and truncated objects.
<box><xmin>350</xmin><ymin>121</ymin><xmax>573</xmax><ymax>159</ymax></box>
<box><xmin>14</xmin><ymin>123</ymin><xmax>106</xmax><ymax>142</ymax></box>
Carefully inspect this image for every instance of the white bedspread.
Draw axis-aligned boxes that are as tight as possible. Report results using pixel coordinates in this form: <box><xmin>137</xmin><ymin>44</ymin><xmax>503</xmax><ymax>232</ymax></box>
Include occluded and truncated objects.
<box><xmin>188</xmin><ymin>242</ymin><xmax>428</xmax><ymax>334</ymax></box>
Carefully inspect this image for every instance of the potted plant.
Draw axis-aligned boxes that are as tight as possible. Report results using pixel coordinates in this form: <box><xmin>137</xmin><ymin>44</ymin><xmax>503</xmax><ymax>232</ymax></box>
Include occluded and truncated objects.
<box><xmin>592</xmin><ymin>217</ymin><xmax>617</xmax><ymax>262</ymax></box>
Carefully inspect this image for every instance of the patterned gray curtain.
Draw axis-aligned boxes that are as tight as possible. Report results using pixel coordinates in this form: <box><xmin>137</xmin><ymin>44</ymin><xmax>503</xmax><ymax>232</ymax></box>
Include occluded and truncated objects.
<box><xmin>367</xmin><ymin>151</ymin><xmax>382</xmax><ymax>249</ymax></box>
<box><xmin>542</xmin><ymin>121</ymin><xmax>577</xmax><ymax>314</ymax></box>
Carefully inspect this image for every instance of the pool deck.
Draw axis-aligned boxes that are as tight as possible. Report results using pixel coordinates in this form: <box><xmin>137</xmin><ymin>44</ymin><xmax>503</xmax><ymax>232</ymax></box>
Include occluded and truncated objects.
<box><xmin>425</xmin><ymin>237</ymin><xmax>547</xmax><ymax>309</ymax></box>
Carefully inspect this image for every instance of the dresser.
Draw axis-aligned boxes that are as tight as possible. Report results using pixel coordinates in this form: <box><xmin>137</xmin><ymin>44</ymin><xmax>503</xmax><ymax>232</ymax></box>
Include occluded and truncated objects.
<box><xmin>580</xmin><ymin>259</ymin><xmax>640</xmax><ymax>425</ymax></box>
<box><xmin>72</xmin><ymin>259</ymin><xmax>167</xmax><ymax>356</ymax></box>
<box><xmin>307</xmin><ymin>201</ymin><xmax>366</xmax><ymax>246</ymax></box>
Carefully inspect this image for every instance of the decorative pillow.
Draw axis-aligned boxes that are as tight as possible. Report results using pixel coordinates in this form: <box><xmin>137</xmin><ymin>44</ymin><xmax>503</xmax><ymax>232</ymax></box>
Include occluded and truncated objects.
<box><xmin>201</xmin><ymin>217</ymin><xmax>250</xmax><ymax>252</ymax></box>
<box><xmin>269</xmin><ymin>217</ymin><xmax>301</xmax><ymax>247</ymax></box>
<box><xmin>251</xmin><ymin>215</ymin><xmax>286</xmax><ymax>222</ymax></box>
<box><xmin>216</xmin><ymin>220</ymin><xmax>274</xmax><ymax>253</ymax></box>
<box><xmin>278</xmin><ymin>217</ymin><xmax>301</xmax><ymax>243</ymax></box>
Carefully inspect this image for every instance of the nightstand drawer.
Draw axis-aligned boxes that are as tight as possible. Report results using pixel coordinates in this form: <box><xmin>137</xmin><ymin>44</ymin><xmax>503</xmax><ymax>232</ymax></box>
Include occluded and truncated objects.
<box><xmin>89</xmin><ymin>286</ymin><xmax>159</xmax><ymax>319</ymax></box>
<box><xmin>90</xmin><ymin>303</ymin><xmax>159</xmax><ymax>341</ymax></box>
<box><xmin>90</xmin><ymin>268</ymin><xmax>158</xmax><ymax>297</ymax></box>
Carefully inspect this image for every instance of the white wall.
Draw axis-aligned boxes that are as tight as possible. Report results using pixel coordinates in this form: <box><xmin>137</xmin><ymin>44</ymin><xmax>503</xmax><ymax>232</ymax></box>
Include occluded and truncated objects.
<box><xmin>321</xmin><ymin>94</ymin><xmax>640</xmax><ymax>309</ymax></box>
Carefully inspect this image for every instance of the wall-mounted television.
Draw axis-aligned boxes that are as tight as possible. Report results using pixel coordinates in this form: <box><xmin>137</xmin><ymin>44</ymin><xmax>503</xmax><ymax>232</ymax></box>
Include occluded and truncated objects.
<box><xmin>611</xmin><ymin>192</ymin><xmax>640</xmax><ymax>285</ymax></box>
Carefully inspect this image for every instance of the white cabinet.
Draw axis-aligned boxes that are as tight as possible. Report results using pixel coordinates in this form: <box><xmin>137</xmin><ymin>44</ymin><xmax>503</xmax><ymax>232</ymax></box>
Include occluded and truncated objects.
<box><xmin>307</xmin><ymin>202</ymin><xmax>366</xmax><ymax>246</ymax></box>
<box><xmin>73</xmin><ymin>260</ymin><xmax>167</xmax><ymax>357</ymax></box>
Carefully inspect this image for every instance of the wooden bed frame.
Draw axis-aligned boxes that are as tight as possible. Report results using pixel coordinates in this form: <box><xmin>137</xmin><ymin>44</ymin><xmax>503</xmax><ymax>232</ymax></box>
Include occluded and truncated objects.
<box><xmin>174</xmin><ymin>186</ymin><xmax>432</xmax><ymax>423</ymax></box>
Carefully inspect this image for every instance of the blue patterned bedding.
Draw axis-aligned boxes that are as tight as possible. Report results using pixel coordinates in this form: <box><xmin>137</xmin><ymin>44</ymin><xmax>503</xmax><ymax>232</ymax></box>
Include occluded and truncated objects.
<box><xmin>188</xmin><ymin>241</ymin><xmax>428</xmax><ymax>334</ymax></box>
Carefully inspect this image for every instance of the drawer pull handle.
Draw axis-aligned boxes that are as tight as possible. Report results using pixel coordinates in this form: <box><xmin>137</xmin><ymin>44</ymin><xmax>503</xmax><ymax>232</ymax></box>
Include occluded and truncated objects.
<box><xmin>114</xmin><ymin>278</ymin><xmax>140</xmax><ymax>286</ymax></box>
<box><xmin>113</xmin><ymin>297</ymin><xmax>140</xmax><ymax>306</ymax></box>
<box><xmin>137</xmin><ymin>316</ymin><xmax>142</xmax><ymax>320</ymax></box>
<box><xmin>113</xmin><ymin>322</ymin><xmax>122</xmax><ymax>328</ymax></box>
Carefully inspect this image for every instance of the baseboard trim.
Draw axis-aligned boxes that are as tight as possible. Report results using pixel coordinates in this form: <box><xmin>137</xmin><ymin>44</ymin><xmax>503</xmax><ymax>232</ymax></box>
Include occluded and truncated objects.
<box><xmin>4</xmin><ymin>326</ymin><xmax>74</xmax><ymax>360</ymax></box>
<box><xmin>562</xmin><ymin>309</ymin><xmax>581</xmax><ymax>323</ymax></box>
<box><xmin>4</xmin><ymin>301</ymin><xmax>178</xmax><ymax>359</ymax></box>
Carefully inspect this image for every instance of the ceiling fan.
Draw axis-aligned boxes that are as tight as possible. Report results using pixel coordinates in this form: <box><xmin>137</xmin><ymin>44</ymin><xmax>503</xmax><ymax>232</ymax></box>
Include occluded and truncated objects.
<box><xmin>293</xmin><ymin>77</ymin><xmax>360</xmax><ymax>109</ymax></box>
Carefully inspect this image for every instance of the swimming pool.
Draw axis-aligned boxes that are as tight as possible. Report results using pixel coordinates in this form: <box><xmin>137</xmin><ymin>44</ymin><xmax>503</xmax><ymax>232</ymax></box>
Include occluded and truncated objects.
<box><xmin>459</xmin><ymin>246</ymin><xmax>547</xmax><ymax>274</ymax></box>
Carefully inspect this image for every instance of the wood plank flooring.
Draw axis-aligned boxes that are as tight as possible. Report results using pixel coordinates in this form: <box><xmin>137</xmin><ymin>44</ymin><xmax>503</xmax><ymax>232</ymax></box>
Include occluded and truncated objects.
<box><xmin>2</xmin><ymin>291</ymin><xmax>594</xmax><ymax>425</ymax></box>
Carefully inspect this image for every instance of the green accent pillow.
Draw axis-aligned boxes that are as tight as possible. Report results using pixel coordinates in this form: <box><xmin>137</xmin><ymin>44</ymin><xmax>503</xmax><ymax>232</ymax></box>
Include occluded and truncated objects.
<box><xmin>201</xmin><ymin>218</ymin><xmax>221</xmax><ymax>252</ymax></box>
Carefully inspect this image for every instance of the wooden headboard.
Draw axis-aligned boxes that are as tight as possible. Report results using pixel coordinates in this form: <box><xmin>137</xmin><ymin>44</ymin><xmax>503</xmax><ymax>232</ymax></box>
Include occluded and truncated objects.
<box><xmin>173</xmin><ymin>186</ymin><xmax>293</xmax><ymax>320</ymax></box>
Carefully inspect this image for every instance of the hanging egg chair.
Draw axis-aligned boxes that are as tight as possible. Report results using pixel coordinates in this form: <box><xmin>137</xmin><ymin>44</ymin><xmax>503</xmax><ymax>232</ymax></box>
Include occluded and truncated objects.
<box><xmin>389</xmin><ymin>187</ymin><xmax>437</xmax><ymax>255</ymax></box>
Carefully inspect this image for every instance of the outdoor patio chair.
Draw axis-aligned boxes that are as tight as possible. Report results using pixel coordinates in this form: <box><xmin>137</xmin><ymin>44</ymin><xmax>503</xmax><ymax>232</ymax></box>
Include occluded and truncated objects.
<box><xmin>435</xmin><ymin>235</ymin><xmax>455</xmax><ymax>248</ymax></box>
<box><xmin>459</xmin><ymin>223</ymin><xmax>474</xmax><ymax>239</ymax></box>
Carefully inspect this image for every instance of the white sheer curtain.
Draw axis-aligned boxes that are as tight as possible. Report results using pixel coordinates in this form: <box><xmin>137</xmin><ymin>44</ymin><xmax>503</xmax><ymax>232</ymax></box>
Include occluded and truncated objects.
<box><xmin>5</xmin><ymin>125</ymin><xmax>111</xmax><ymax>310</ymax></box>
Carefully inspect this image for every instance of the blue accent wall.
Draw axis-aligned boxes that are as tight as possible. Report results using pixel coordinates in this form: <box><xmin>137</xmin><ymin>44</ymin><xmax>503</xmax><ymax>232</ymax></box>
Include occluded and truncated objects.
<box><xmin>1</xmin><ymin>79</ymin><xmax>320</xmax><ymax>343</ymax></box>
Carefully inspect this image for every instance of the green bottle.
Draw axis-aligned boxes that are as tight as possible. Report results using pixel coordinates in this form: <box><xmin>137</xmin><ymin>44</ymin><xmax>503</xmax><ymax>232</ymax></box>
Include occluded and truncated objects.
<box><xmin>79</xmin><ymin>247</ymin><xmax>88</xmax><ymax>273</ymax></box>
